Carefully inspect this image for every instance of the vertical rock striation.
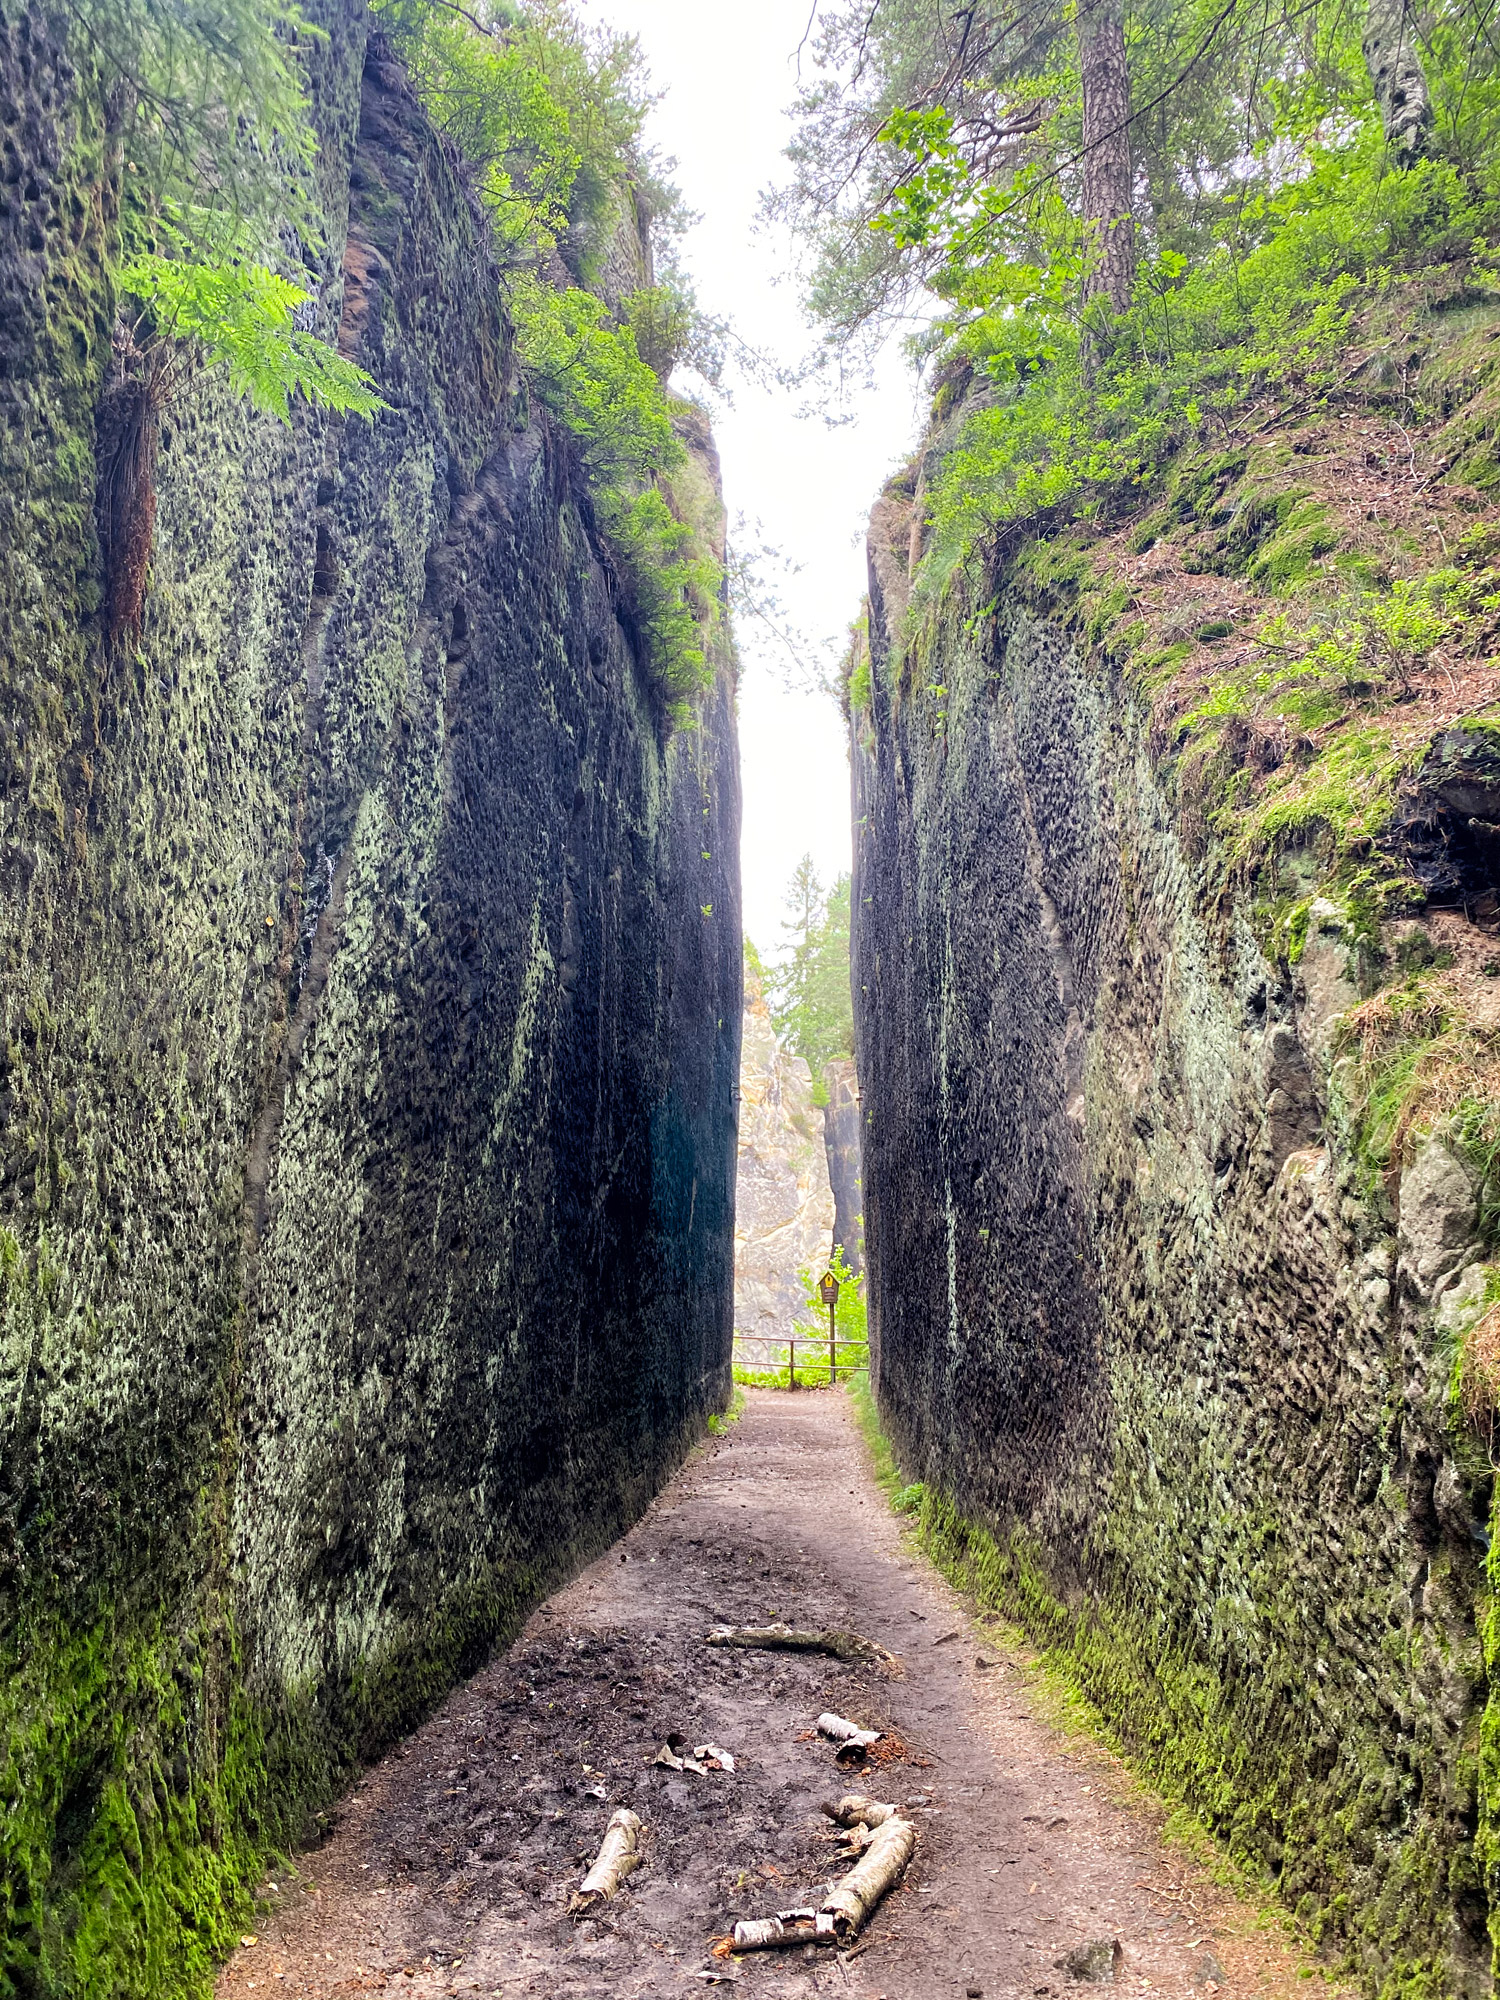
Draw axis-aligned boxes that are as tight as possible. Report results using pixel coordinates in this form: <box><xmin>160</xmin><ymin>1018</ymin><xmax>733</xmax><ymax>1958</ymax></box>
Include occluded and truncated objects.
<box><xmin>852</xmin><ymin>477</ymin><xmax>1493</xmax><ymax>1992</ymax></box>
<box><xmin>0</xmin><ymin>7</ymin><xmax>739</xmax><ymax>1993</ymax></box>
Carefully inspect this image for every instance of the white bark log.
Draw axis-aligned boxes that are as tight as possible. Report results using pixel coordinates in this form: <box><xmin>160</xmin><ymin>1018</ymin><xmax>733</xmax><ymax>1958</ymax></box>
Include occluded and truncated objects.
<box><xmin>822</xmin><ymin>1794</ymin><xmax>899</xmax><ymax>1828</ymax></box>
<box><xmin>705</xmin><ymin>1623</ymin><xmax>889</xmax><ymax>1662</ymax></box>
<box><xmin>731</xmin><ymin>1910</ymin><xmax>838</xmax><ymax>1950</ymax></box>
<box><xmin>819</xmin><ymin>1814</ymin><xmax>916</xmax><ymax>1938</ymax></box>
<box><xmin>817</xmin><ymin>1713</ymin><xmax>882</xmax><ymax>1751</ymax></box>
<box><xmin>569</xmin><ymin>1808</ymin><xmax>642</xmax><ymax>1913</ymax></box>
<box><xmin>732</xmin><ymin>1803</ymin><xmax>915</xmax><ymax>1951</ymax></box>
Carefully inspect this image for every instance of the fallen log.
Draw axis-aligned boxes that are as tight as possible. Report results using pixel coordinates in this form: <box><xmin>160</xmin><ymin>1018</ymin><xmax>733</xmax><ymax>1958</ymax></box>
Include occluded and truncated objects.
<box><xmin>816</xmin><ymin>1712</ymin><xmax>883</xmax><ymax>1761</ymax></box>
<box><xmin>821</xmin><ymin>1794</ymin><xmax>900</xmax><ymax>1828</ymax></box>
<box><xmin>729</xmin><ymin>1909</ymin><xmax>838</xmax><ymax>1950</ymax></box>
<box><xmin>820</xmin><ymin>1812</ymin><xmax>916</xmax><ymax>1938</ymax></box>
<box><xmin>704</xmin><ymin>1622</ymin><xmax>889</xmax><ymax>1663</ymax></box>
<box><xmin>568</xmin><ymin>1808</ymin><xmax>642</xmax><ymax>1914</ymax></box>
<box><xmin>730</xmin><ymin>1799</ymin><xmax>915</xmax><ymax>1952</ymax></box>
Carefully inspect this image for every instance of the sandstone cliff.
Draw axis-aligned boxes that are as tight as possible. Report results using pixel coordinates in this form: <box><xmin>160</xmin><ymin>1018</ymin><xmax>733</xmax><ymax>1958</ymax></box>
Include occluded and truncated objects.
<box><xmin>733</xmin><ymin>972</ymin><xmax>835</xmax><ymax>1362</ymax></box>
<box><xmin>0</xmin><ymin>7</ymin><xmax>739</xmax><ymax>1992</ymax></box>
<box><xmin>821</xmin><ymin>1055</ymin><xmax>864</xmax><ymax>1275</ymax></box>
<box><xmin>851</xmin><ymin>326</ymin><xmax>1500</xmax><ymax>1991</ymax></box>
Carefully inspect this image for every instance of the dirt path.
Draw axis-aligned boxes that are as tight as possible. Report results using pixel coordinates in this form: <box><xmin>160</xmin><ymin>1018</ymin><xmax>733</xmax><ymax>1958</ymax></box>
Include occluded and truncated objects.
<box><xmin>219</xmin><ymin>1390</ymin><xmax>1335</xmax><ymax>2000</ymax></box>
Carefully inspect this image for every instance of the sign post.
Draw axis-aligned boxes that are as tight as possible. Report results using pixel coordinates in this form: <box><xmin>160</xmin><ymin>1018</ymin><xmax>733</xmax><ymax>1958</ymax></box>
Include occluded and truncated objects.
<box><xmin>818</xmin><ymin>1268</ymin><xmax>840</xmax><ymax>1383</ymax></box>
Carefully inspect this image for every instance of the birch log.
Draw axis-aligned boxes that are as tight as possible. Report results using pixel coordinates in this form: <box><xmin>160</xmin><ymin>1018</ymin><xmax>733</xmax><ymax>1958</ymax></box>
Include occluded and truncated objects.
<box><xmin>730</xmin><ymin>1909</ymin><xmax>838</xmax><ymax>1950</ymax></box>
<box><xmin>705</xmin><ymin>1623</ymin><xmax>889</xmax><ymax>1662</ymax></box>
<box><xmin>731</xmin><ymin>1803</ymin><xmax>915</xmax><ymax>1951</ymax></box>
<box><xmin>820</xmin><ymin>1813</ymin><xmax>916</xmax><ymax>1937</ymax></box>
<box><xmin>822</xmin><ymin>1794</ymin><xmax>900</xmax><ymax>1828</ymax></box>
<box><xmin>569</xmin><ymin>1808</ymin><xmax>642</xmax><ymax>1913</ymax></box>
<box><xmin>816</xmin><ymin>1712</ymin><xmax>882</xmax><ymax>1760</ymax></box>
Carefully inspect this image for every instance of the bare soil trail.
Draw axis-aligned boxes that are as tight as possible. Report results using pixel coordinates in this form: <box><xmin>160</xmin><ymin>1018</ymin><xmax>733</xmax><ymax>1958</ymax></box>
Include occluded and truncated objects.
<box><xmin>218</xmin><ymin>1391</ymin><xmax>1339</xmax><ymax>2000</ymax></box>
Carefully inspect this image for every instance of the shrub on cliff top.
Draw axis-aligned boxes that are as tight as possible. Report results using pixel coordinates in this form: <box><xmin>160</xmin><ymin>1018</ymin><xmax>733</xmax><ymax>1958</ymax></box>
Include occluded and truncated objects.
<box><xmin>379</xmin><ymin>0</ymin><xmax>724</xmax><ymax>721</ymax></box>
<box><xmin>777</xmin><ymin>0</ymin><xmax>1500</xmax><ymax>582</ymax></box>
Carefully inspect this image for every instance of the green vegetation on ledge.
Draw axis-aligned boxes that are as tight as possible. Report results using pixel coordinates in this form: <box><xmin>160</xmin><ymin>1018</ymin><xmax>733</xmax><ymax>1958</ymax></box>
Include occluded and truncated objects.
<box><xmin>376</xmin><ymin>0</ymin><xmax>724</xmax><ymax>721</ymax></box>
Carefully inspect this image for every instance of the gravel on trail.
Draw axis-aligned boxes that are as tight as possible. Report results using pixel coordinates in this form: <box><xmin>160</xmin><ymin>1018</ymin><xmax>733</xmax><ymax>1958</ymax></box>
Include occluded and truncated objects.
<box><xmin>217</xmin><ymin>1390</ymin><xmax>1342</xmax><ymax>2000</ymax></box>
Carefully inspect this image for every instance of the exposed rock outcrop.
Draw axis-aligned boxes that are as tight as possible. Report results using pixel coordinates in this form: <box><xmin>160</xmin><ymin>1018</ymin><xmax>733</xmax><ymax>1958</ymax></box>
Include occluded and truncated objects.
<box><xmin>821</xmin><ymin>1056</ymin><xmax>864</xmax><ymax>1274</ymax></box>
<box><xmin>734</xmin><ymin>973</ymin><xmax>834</xmax><ymax>1359</ymax></box>
<box><xmin>0</xmin><ymin>8</ymin><xmax>739</xmax><ymax>1991</ymax></box>
<box><xmin>851</xmin><ymin>477</ymin><xmax>1495</xmax><ymax>1992</ymax></box>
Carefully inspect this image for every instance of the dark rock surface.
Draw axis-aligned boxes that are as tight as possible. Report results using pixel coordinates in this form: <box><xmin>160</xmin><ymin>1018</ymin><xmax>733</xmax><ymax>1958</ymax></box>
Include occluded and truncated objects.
<box><xmin>850</xmin><ymin>491</ymin><xmax>1491</xmax><ymax>1994</ymax></box>
<box><xmin>821</xmin><ymin>1056</ymin><xmax>864</xmax><ymax>1275</ymax></box>
<box><xmin>0</xmin><ymin>7</ymin><xmax>739</xmax><ymax>1992</ymax></box>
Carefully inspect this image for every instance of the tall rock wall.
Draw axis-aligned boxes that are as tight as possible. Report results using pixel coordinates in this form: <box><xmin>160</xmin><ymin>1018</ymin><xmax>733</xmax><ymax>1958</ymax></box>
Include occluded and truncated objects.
<box><xmin>0</xmin><ymin>8</ymin><xmax>739</xmax><ymax>1994</ymax></box>
<box><xmin>852</xmin><ymin>442</ymin><xmax>1500</xmax><ymax>1991</ymax></box>
<box><xmin>821</xmin><ymin>1057</ymin><xmax>863</xmax><ymax>1275</ymax></box>
<box><xmin>733</xmin><ymin>972</ymin><xmax>834</xmax><ymax>1360</ymax></box>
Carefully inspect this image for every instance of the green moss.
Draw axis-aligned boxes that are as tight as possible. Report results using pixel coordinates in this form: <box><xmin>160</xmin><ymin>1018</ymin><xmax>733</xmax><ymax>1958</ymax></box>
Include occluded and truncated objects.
<box><xmin>1230</xmin><ymin>725</ymin><xmax>1412</xmax><ymax>859</ymax></box>
<box><xmin>1247</xmin><ymin>501</ymin><xmax>1341</xmax><ymax>588</ymax></box>
<box><xmin>848</xmin><ymin>1374</ymin><xmax>1468</xmax><ymax>1997</ymax></box>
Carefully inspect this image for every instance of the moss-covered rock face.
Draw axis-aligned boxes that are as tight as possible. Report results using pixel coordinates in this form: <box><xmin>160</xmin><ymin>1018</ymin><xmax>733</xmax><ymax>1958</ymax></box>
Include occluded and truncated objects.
<box><xmin>0</xmin><ymin>8</ymin><xmax>740</xmax><ymax>1994</ymax></box>
<box><xmin>852</xmin><ymin>404</ymin><xmax>1500</xmax><ymax>1989</ymax></box>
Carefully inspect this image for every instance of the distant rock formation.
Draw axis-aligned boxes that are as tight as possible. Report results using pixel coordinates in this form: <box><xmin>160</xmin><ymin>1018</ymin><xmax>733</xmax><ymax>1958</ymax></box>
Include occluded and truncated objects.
<box><xmin>821</xmin><ymin>1056</ymin><xmax>864</xmax><ymax>1274</ymax></box>
<box><xmin>734</xmin><ymin>971</ymin><xmax>835</xmax><ymax>1360</ymax></box>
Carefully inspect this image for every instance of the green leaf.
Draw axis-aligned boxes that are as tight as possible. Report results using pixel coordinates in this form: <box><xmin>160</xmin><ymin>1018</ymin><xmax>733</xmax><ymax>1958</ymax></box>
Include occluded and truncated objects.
<box><xmin>118</xmin><ymin>255</ymin><xmax>386</xmax><ymax>422</ymax></box>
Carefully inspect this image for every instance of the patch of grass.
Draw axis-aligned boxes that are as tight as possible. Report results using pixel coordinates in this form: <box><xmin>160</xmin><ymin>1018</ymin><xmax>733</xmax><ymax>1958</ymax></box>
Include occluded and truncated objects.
<box><xmin>1331</xmin><ymin>973</ymin><xmax>1500</xmax><ymax>1212</ymax></box>
<box><xmin>706</xmin><ymin>1387</ymin><xmax>746</xmax><ymax>1435</ymax></box>
<box><xmin>732</xmin><ymin>1363</ymin><xmax>846</xmax><ymax>1391</ymax></box>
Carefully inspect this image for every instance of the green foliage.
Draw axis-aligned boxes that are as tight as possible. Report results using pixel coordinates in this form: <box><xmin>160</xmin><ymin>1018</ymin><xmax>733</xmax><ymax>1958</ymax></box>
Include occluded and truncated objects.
<box><xmin>69</xmin><ymin>0</ymin><xmax>375</xmax><ymax>429</ymax></box>
<box><xmin>510</xmin><ymin>279</ymin><xmax>683</xmax><ymax>478</ymax></box>
<box><xmin>595</xmin><ymin>486</ymin><xmax>719</xmax><ymax>717</ymax></box>
<box><xmin>379</xmin><ymin>0</ymin><xmax>722</xmax><ymax>722</ymax></box>
<box><xmin>118</xmin><ymin>255</ymin><xmax>385</xmax><ymax>422</ymax></box>
<box><xmin>372</xmin><ymin>0</ymin><xmax>674</xmax><ymax>279</ymax></box>
<box><xmin>734</xmin><ymin>1249</ymin><xmax>869</xmax><ymax>1391</ymax></box>
<box><xmin>793</xmin><ymin>1244</ymin><xmax>869</xmax><ymax>1362</ymax></box>
<box><xmin>1330</xmin><ymin>973</ymin><xmax>1500</xmax><ymax>1223</ymax></box>
<box><xmin>621</xmin><ymin>284</ymin><xmax>696</xmax><ymax>381</ymax></box>
<box><xmin>1167</xmin><ymin>566</ymin><xmax>1500</xmax><ymax>873</ymax></box>
<box><xmin>707</xmin><ymin>1387</ymin><xmax>747</xmax><ymax>1434</ymax></box>
<box><xmin>70</xmin><ymin>0</ymin><xmax>322</xmax><ymax>251</ymax></box>
<box><xmin>764</xmin><ymin>858</ymin><xmax>855</xmax><ymax>1072</ymax></box>
<box><xmin>780</xmin><ymin>0</ymin><xmax>1500</xmax><ymax>584</ymax></box>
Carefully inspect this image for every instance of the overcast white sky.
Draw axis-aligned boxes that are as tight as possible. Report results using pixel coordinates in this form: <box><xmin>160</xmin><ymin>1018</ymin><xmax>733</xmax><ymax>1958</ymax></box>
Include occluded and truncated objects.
<box><xmin>592</xmin><ymin>0</ymin><xmax>925</xmax><ymax>956</ymax></box>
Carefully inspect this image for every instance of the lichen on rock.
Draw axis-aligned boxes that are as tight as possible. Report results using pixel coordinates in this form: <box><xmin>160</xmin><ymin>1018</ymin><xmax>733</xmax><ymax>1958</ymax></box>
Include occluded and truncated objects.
<box><xmin>847</xmin><ymin>288</ymin><xmax>1500</xmax><ymax>1993</ymax></box>
<box><xmin>0</xmin><ymin>6</ymin><xmax>740</xmax><ymax>1994</ymax></box>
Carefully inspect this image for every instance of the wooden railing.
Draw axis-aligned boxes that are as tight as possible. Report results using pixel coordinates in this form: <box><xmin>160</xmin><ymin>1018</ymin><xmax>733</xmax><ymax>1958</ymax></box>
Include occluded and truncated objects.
<box><xmin>731</xmin><ymin>1329</ymin><xmax>870</xmax><ymax>1387</ymax></box>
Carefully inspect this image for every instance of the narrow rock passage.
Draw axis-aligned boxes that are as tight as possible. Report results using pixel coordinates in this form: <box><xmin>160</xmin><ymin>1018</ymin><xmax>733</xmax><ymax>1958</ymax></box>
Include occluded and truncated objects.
<box><xmin>219</xmin><ymin>1393</ymin><xmax>1337</xmax><ymax>2000</ymax></box>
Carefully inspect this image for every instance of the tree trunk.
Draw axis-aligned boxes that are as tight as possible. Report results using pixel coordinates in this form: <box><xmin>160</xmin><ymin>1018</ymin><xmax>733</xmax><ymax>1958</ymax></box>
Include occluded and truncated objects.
<box><xmin>1363</xmin><ymin>0</ymin><xmax>1431</xmax><ymax>163</ymax></box>
<box><xmin>1077</xmin><ymin>0</ymin><xmax>1135</xmax><ymax>314</ymax></box>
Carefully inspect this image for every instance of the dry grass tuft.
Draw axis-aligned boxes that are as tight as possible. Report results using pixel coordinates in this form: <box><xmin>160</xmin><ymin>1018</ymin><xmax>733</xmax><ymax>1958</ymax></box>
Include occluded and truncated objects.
<box><xmin>1462</xmin><ymin>1302</ymin><xmax>1500</xmax><ymax>1420</ymax></box>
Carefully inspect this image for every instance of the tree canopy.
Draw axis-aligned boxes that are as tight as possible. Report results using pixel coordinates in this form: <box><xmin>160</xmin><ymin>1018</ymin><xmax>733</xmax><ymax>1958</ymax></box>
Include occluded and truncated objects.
<box><xmin>775</xmin><ymin>0</ymin><xmax>1500</xmax><ymax>579</ymax></box>
<box><xmin>755</xmin><ymin>858</ymin><xmax>856</xmax><ymax>1082</ymax></box>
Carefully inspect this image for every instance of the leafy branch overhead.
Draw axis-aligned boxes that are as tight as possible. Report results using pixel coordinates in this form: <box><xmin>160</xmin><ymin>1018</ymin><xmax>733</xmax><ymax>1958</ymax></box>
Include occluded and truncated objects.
<box><xmin>379</xmin><ymin>0</ymin><xmax>725</xmax><ymax>719</ymax></box>
<box><xmin>116</xmin><ymin>256</ymin><xmax>384</xmax><ymax>423</ymax></box>
<box><xmin>73</xmin><ymin>0</ymin><xmax>725</xmax><ymax>712</ymax></box>
<box><xmin>779</xmin><ymin>0</ymin><xmax>1500</xmax><ymax>581</ymax></box>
